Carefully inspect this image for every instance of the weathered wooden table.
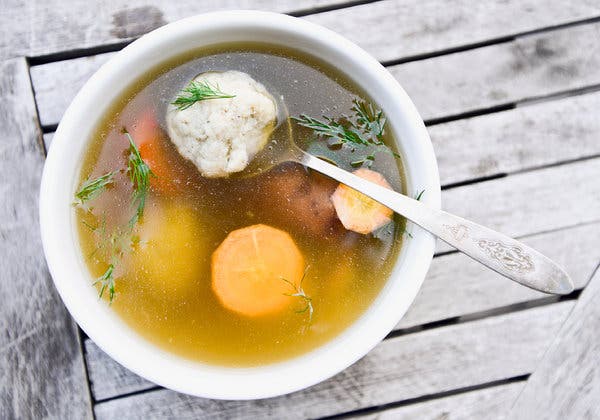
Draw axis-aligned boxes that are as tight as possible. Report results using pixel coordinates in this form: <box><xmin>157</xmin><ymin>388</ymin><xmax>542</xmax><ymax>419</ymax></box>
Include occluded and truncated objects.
<box><xmin>2</xmin><ymin>1</ymin><xmax>600</xmax><ymax>418</ymax></box>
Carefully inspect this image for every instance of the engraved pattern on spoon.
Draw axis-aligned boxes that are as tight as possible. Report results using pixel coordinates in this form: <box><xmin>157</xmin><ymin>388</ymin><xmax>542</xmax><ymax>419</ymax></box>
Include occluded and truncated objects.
<box><xmin>476</xmin><ymin>239</ymin><xmax>535</xmax><ymax>274</ymax></box>
<box><xmin>443</xmin><ymin>223</ymin><xmax>469</xmax><ymax>242</ymax></box>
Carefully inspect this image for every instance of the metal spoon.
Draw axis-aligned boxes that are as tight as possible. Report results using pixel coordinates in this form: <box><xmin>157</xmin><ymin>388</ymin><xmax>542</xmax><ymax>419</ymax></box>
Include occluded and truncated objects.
<box><xmin>246</xmin><ymin>97</ymin><xmax>574</xmax><ymax>295</ymax></box>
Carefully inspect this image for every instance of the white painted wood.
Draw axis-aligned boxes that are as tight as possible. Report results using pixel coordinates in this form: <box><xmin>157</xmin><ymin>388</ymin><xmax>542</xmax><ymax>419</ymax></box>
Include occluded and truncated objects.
<box><xmin>509</xmin><ymin>267</ymin><xmax>600</xmax><ymax>419</ymax></box>
<box><xmin>399</xmin><ymin>221</ymin><xmax>600</xmax><ymax>329</ymax></box>
<box><xmin>305</xmin><ymin>0</ymin><xmax>600</xmax><ymax>63</ymax></box>
<box><xmin>0</xmin><ymin>58</ymin><xmax>92</xmax><ymax>419</ymax></box>
<box><xmin>437</xmin><ymin>157</ymin><xmax>600</xmax><ymax>253</ymax></box>
<box><xmin>350</xmin><ymin>382</ymin><xmax>524</xmax><ymax>420</ymax></box>
<box><xmin>4</xmin><ymin>0</ymin><xmax>600</xmax><ymax>62</ymax></box>
<box><xmin>0</xmin><ymin>0</ymin><xmax>349</xmax><ymax>60</ymax></box>
<box><xmin>93</xmin><ymin>302</ymin><xmax>573</xmax><ymax>419</ymax></box>
<box><xmin>31</xmin><ymin>22</ymin><xmax>600</xmax><ymax>133</ymax></box>
<box><xmin>430</xmin><ymin>91</ymin><xmax>600</xmax><ymax>186</ymax></box>
<box><xmin>392</xmin><ymin>21</ymin><xmax>600</xmax><ymax>121</ymax></box>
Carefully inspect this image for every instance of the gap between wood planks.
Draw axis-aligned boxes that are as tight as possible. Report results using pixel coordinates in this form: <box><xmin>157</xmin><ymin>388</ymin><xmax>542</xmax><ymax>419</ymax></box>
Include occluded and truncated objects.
<box><xmin>319</xmin><ymin>375</ymin><xmax>530</xmax><ymax>420</ymax></box>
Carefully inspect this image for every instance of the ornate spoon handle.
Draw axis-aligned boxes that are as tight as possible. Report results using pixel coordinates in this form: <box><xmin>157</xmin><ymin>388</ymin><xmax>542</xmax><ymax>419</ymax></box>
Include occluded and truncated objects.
<box><xmin>302</xmin><ymin>152</ymin><xmax>573</xmax><ymax>295</ymax></box>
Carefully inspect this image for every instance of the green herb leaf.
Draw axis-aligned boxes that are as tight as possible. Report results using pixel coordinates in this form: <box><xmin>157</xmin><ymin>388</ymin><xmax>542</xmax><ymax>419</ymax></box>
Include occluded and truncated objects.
<box><xmin>281</xmin><ymin>268</ymin><xmax>314</xmax><ymax>323</ymax></box>
<box><xmin>94</xmin><ymin>264</ymin><xmax>116</xmax><ymax>303</ymax></box>
<box><xmin>74</xmin><ymin>171</ymin><xmax>116</xmax><ymax>205</ymax></box>
<box><xmin>172</xmin><ymin>80</ymin><xmax>235</xmax><ymax>111</ymax></box>
<box><xmin>293</xmin><ymin>99</ymin><xmax>400</xmax><ymax>164</ymax></box>
<box><xmin>415</xmin><ymin>189</ymin><xmax>425</xmax><ymax>201</ymax></box>
<box><xmin>123</xmin><ymin>130</ymin><xmax>154</xmax><ymax>229</ymax></box>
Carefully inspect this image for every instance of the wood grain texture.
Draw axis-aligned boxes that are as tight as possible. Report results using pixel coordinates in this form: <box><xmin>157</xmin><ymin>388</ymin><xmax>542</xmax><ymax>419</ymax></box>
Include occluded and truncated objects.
<box><xmin>392</xmin><ymin>21</ymin><xmax>600</xmax><ymax>121</ymax></box>
<box><xmin>437</xmin><ymin>157</ymin><xmax>600</xmax><ymax>253</ymax></box>
<box><xmin>93</xmin><ymin>302</ymin><xmax>573</xmax><ymax>419</ymax></box>
<box><xmin>85</xmin><ymin>338</ymin><xmax>155</xmax><ymax>402</ymax></box>
<box><xmin>31</xmin><ymin>21</ymin><xmax>600</xmax><ymax>131</ymax></box>
<box><xmin>0</xmin><ymin>0</ymin><xmax>348</xmax><ymax>60</ymax></box>
<box><xmin>430</xmin><ymin>90</ymin><xmax>600</xmax><ymax>186</ymax></box>
<box><xmin>399</xmin><ymin>221</ymin><xmax>600</xmax><ymax>329</ymax></box>
<box><xmin>4</xmin><ymin>0</ymin><xmax>600</xmax><ymax>62</ymax></box>
<box><xmin>350</xmin><ymin>381</ymin><xmax>524</xmax><ymax>420</ymax></box>
<box><xmin>0</xmin><ymin>59</ymin><xmax>92</xmax><ymax>419</ymax></box>
<box><xmin>509</xmin><ymin>267</ymin><xmax>600</xmax><ymax>419</ymax></box>
<box><xmin>305</xmin><ymin>0</ymin><xmax>600</xmax><ymax>63</ymax></box>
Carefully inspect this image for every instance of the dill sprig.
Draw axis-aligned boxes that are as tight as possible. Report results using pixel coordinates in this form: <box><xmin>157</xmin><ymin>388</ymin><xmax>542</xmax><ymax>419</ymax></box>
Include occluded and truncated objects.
<box><xmin>281</xmin><ymin>267</ymin><xmax>314</xmax><ymax>323</ymax></box>
<box><xmin>74</xmin><ymin>171</ymin><xmax>116</xmax><ymax>205</ymax></box>
<box><xmin>292</xmin><ymin>99</ymin><xmax>400</xmax><ymax>166</ymax></box>
<box><xmin>415</xmin><ymin>189</ymin><xmax>425</xmax><ymax>201</ymax></box>
<box><xmin>94</xmin><ymin>264</ymin><xmax>116</xmax><ymax>302</ymax></box>
<box><xmin>172</xmin><ymin>80</ymin><xmax>235</xmax><ymax>111</ymax></box>
<box><xmin>123</xmin><ymin>130</ymin><xmax>154</xmax><ymax>229</ymax></box>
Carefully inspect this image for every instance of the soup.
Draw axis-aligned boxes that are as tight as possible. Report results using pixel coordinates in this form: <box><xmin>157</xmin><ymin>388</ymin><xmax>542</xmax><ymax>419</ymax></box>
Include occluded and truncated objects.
<box><xmin>75</xmin><ymin>43</ymin><xmax>406</xmax><ymax>366</ymax></box>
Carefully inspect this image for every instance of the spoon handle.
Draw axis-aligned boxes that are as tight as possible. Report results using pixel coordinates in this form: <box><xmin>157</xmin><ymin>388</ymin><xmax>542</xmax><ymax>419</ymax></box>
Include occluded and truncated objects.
<box><xmin>302</xmin><ymin>153</ymin><xmax>574</xmax><ymax>295</ymax></box>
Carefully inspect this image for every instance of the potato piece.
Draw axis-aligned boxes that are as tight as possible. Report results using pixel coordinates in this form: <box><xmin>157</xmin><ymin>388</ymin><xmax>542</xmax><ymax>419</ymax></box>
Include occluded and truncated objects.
<box><xmin>257</xmin><ymin>163</ymin><xmax>340</xmax><ymax>237</ymax></box>
<box><xmin>132</xmin><ymin>202</ymin><xmax>204</xmax><ymax>295</ymax></box>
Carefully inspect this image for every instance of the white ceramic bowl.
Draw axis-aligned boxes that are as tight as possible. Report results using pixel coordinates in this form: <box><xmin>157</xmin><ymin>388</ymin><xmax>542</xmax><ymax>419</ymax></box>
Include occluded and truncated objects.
<box><xmin>40</xmin><ymin>11</ymin><xmax>440</xmax><ymax>400</ymax></box>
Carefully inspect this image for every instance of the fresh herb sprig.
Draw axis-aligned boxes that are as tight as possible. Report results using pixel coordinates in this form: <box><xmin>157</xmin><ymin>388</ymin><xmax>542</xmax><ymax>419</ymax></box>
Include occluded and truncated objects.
<box><xmin>281</xmin><ymin>268</ymin><xmax>314</xmax><ymax>323</ymax></box>
<box><xmin>171</xmin><ymin>80</ymin><xmax>235</xmax><ymax>111</ymax></box>
<box><xmin>74</xmin><ymin>171</ymin><xmax>116</xmax><ymax>205</ymax></box>
<box><xmin>123</xmin><ymin>130</ymin><xmax>154</xmax><ymax>229</ymax></box>
<box><xmin>95</xmin><ymin>264</ymin><xmax>116</xmax><ymax>302</ymax></box>
<box><xmin>292</xmin><ymin>99</ymin><xmax>400</xmax><ymax>167</ymax></box>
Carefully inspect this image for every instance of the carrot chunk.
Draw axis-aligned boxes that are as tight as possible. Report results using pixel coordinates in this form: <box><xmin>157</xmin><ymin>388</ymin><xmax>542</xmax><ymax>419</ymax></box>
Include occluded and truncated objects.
<box><xmin>211</xmin><ymin>224</ymin><xmax>305</xmax><ymax>317</ymax></box>
<box><xmin>331</xmin><ymin>168</ymin><xmax>393</xmax><ymax>234</ymax></box>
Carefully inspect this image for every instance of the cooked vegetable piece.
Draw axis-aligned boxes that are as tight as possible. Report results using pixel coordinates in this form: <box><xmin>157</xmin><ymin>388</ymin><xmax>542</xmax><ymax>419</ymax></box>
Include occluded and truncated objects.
<box><xmin>131</xmin><ymin>202</ymin><xmax>204</xmax><ymax>295</ymax></box>
<box><xmin>212</xmin><ymin>224</ymin><xmax>305</xmax><ymax>317</ymax></box>
<box><xmin>257</xmin><ymin>163</ymin><xmax>340</xmax><ymax>237</ymax></box>
<box><xmin>331</xmin><ymin>168</ymin><xmax>393</xmax><ymax>234</ymax></box>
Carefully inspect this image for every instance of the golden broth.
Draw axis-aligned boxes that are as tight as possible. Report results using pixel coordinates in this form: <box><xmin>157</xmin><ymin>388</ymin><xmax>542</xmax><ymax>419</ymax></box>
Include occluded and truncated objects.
<box><xmin>76</xmin><ymin>44</ymin><xmax>406</xmax><ymax>366</ymax></box>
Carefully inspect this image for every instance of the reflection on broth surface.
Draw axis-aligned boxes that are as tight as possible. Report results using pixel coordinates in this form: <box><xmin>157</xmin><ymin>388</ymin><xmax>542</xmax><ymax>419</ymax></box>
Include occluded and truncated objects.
<box><xmin>76</xmin><ymin>43</ymin><xmax>406</xmax><ymax>366</ymax></box>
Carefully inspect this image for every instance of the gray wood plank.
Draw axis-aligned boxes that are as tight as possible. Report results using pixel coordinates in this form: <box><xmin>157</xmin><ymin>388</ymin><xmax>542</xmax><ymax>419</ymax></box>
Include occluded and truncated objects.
<box><xmin>85</xmin><ymin>338</ymin><xmax>155</xmax><ymax>402</ymax></box>
<box><xmin>31</xmin><ymin>21</ymin><xmax>600</xmax><ymax>134</ymax></box>
<box><xmin>392</xmin><ymin>21</ymin><xmax>600</xmax><ymax>121</ymax></box>
<box><xmin>0</xmin><ymin>59</ymin><xmax>92</xmax><ymax>419</ymax></box>
<box><xmin>437</xmin><ymin>157</ymin><xmax>600</xmax><ymax>253</ymax></box>
<box><xmin>0</xmin><ymin>0</ymin><xmax>349</xmax><ymax>60</ymax></box>
<box><xmin>93</xmin><ymin>302</ymin><xmax>573</xmax><ymax>419</ymax></box>
<box><xmin>4</xmin><ymin>0</ymin><xmax>600</xmax><ymax>62</ymax></box>
<box><xmin>430</xmin><ymin>90</ymin><xmax>600</xmax><ymax>186</ymax></box>
<box><xmin>305</xmin><ymin>0</ymin><xmax>600</xmax><ymax>64</ymax></box>
<box><xmin>509</xmin><ymin>267</ymin><xmax>600</xmax><ymax>419</ymax></box>
<box><xmin>399</xmin><ymin>221</ymin><xmax>600</xmax><ymax>329</ymax></box>
<box><xmin>42</xmin><ymin>132</ymin><xmax>54</xmax><ymax>152</ymax></box>
<box><xmin>350</xmin><ymin>381</ymin><xmax>524</xmax><ymax>420</ymax></box>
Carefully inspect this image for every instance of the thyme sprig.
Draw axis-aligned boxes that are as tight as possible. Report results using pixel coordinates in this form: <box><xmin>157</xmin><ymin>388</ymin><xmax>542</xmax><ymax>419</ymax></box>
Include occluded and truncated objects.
<box><xmin>74</xmin><ymin>171</ymin><xmax>116</xmax><ymax>205</ymax></box>
<box><xmin>292</xmin><ymin>99</ymin><xmax>400</xmax><ymax>167</ymax></box>
<box><xmin>281</xmin><ymin>267</ymin><xmax>314</xmax><ymax>323</ymax></box>
<box><xmin>172</xmin><ymin>80</ymin><xmax>235</xmax><ymax>110</ymax></box>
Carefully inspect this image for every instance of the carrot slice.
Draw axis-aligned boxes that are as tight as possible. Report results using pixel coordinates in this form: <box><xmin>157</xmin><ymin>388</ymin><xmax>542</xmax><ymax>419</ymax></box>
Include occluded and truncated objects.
<box><xmin>130</xmin><ymin>110</ymin><xmax>176</xmax><ymax>193</ymax></box>
<box><xmin>212</xmin><ymin>224</ymin><xmax>305</xmax><ymax>317</ymax></box>
<box><xmin>331</xmin><ymin>168</ymin><xmax>393</xmax><ymax>234</ymax></box>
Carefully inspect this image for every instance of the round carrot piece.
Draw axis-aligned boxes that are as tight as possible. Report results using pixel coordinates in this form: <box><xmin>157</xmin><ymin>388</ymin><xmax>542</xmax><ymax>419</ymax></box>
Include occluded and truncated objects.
<box><xmin>331</xmin><ymin>168</ymin><xmax>394</xmax><ymax>234</ymax></box>
<box><xmin>211</xmin><ymin>224</ymin><xmax>305</xmax><ymax>317</ymax></box>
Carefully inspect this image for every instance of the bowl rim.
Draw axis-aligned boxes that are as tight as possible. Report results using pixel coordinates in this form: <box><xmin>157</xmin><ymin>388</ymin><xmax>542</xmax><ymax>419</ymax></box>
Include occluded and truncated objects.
<box><xmin>39</xmin><ymin>10</ymin><xmax>441</xmax><ymax>400</ymax></box>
